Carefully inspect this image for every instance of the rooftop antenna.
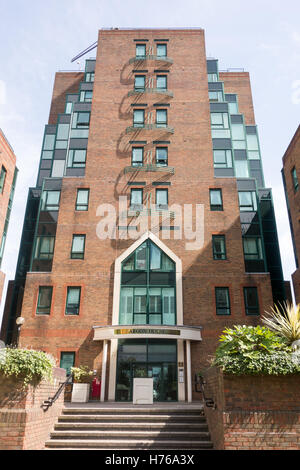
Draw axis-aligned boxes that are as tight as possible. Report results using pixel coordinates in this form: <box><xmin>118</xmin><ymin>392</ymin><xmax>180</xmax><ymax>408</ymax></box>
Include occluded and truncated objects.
<box><xmin>71</xmin><ymin>40</ymin><xmax>98</xmax><ymax>63</ymax></box>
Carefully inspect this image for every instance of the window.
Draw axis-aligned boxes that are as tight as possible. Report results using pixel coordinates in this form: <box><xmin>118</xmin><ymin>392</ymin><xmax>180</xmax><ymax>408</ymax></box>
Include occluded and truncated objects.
<box><xmin>228</xmin><ymin>101</ymin><xmax>238</xmax><ymax>114</ymax></box>
<box><xmin>133</xmin><ymin>110</ymin><xmax>144</xmax><ymax>128</ymax></box>
<box><xmin>210</xmin><ymin>189</ymin><xmax>223</xmax><ymax>211</ymax></box>
<box><xmin>130</xmin><ymin>188</ymin><xmax>143</xmax><ymax>208</ymax></box>
<box><xmin>156</xmin><ymin>75</ymin><xmax>167</xmax><ymax>91</ymax></box>
<box><xmin>80</xmin><ymin>90</ymin><xmax>93</xmax><ymax>102</ymax></box>
<box><xmin>212</xmin><ymin>235</ymin><xmax>226</xmax><ymax>260</ymax></box>
<box><xmin>65</xmin><ymin>101</ymin><xmax>73</xmax><ymax>114</ymax></box>
<box><xmin>136</xmin><ymin>44</ymin><xmax>146</xmax><ymax>58</ymax></box>
<box><xmin>231</xmin><ymin>123</ymin><xmax>246</xmax><ymax>149</ymax></box>
<box><xmin>209</xmin><ymin>91</ymin><xmax>223</xmax><ymax>102</ymax></box>
<box><xmin>211</xmin><ymin>113</ymin><xmax>229</xmax><ymax>129</ymax></box>
<box><xmin>215</xmin><ymin>287</ymin><xmax>230</xmax><ymax>315</ymax></box>
<box><xmin>157</xmin><ymin>44</ymin><xmax>167</xmax><ymax>58</ymax></box>
<box><xmin>213</xmin><ymin>150</ymin><xmax>232</xmax><ymax>168</ymax></box>
<box><xmin>51</xmin><ymin>160</ymin><xmax>65</xmax><ymax>177</ymax></box>
<box><xmin>238</xmin><ymin>191</ymin><xmax>257</xmax><ymax>212</ymax></box>
<box><xmin>65</xmin><ymin>287</ymin><xmax>81</xmax><ymax>315</ymax></box>
<box><xmin>42</xmin><ymin>134</ymin><xmax>55</xmax><ymax>159</ymax></box>
<box><xmin>0</xmin><ymin>166</ymin><xmax>7</xmax><ymax>194</ymax></box>
<box><xmin>243</xmin><ymin>237</ymin><xmax>263</xmax><ymax>260</ymax></box>
<box><xmin>67</xmin><ymin>149</ymin><xmax>87</xmax><ymax>168</ymax></box>
<box><xmin>132</xmin><ymin>148</ymin><xmax>143</xmax><ymax>167</ymax></box>
<box><xmin>156</xmin><ymin>109</ymin><xmax>167</xmax><ymax>128</ymax></box>
<box><xmin>208</xmin><ymin>73</ymin><xmax>218</xmax><ymax>82</ymax></box>
<box><xmin>85</xmin><ymin>72</ymin><xmax>95</xmax><ymax>82</ymax></box>
<box><xmin>244</xmin><ymin>287</ymin><xmax>260</xmax><ymax>316</ymax></box>
<box><xmin>156</xmin><ymin>147</ymin><xmax>168</xmax><ymax>166</ymax></box>
<box><xmin>71</xmin><ymin>235</ymin><xmax>86</xmax><ymax>259</ymax></box>
<box><xmin>235</xmin><ymin>160</ymin><xmax>249</xmax><ymax>178</ymax></box>
<box><xmin>134</xmin><ymin>76</ymin><xmax>145</xmax><ymax>91</ymax></box>
<box><xmin>156</xmin><ymin>189</ymin><xmax>168</xmax><ymax>209</ymax></box>
<box><xmin>34</xmin><ymin>236</ymin><xmax>55</xmax><ymax>260</ymax></box>
<box><xmin>292</xmin><ymin>167</ymin><xmax>299</xmax><ymax>192</ymax></box>
<box><xmin>60</xmin><ymin>352</ymin><xmax>75</xmax><ymax>376</ymax></box>
<box><xmin>41</xmin><ymin>190</ymin><xmax>60</xmax><ymax>211</ymax></box>
<box><xmin>122</xmin><ymin>241</ymin><xmax>174</xmax><ymax>272</ymax></box>
<box><xmin>72</xmin><ymin>112</ymin><xmax>90</xmax><ymax>129</ymax></box>
<box><xmin>36</xmin><ymin>286</ymin><xmax>53</xmax><ymax>315</ymax></box>
<box><xmin>76</xmin><ymin>189</ymin><xmax>89</xmax><ymax>211</ymax></box>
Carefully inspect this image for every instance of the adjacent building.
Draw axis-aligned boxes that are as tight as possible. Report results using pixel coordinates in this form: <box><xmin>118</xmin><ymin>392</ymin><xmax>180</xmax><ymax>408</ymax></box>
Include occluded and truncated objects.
<box><xmin>1</xmin><ymin>29</ymin><xmax>286</xmax><ymax>402</ymax></box>
<box><xmin>282</xmin><ymin>125</ymin><xmax>300</xmax><ymax>303</ymax></box>
<box><xmin>0</xmin><ymin>129</ymin><xmax>17</xmax><ymax>305</ymax></box>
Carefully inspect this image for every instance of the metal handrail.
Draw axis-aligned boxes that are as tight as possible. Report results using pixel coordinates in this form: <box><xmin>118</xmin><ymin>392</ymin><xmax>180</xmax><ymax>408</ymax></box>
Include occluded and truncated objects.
<box><xmin>194</xmin><ymin>374</ymin><xmax>216</xmax><ymax>409</ymax></box>
<box><xmin>41</xmin><ymin>374</ymin><xmax>73</xmax><ymax>411</ymax></box>
<box><xmin>124</xmin><ymin>164</ymin><xmax>175</xmax><ymax>174</ymax></box>
<box><xmin>129</xmin><ymin>55</ymin><xmax>173</xmax><ymax>64</ymax></box>
<box><xmin>128</xmin><ymin>88</ymin><xmax>174</xmax><ymax>98</ymax></box>
<box><xmin>126</xmin><ymin>124</ymin><xmax>174</xmax><ymax>134</ymax></box>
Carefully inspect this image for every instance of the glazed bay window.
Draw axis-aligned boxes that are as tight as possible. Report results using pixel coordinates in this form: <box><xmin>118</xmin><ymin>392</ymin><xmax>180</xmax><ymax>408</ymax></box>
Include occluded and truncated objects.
<box><xmin>67</xmin><ymin>149</ymin><xmax>87</xmax><ymax>168</ymax></box>
<box><xmin>211</xmin><ymin>113</ymin><xmax>230</xmax><ymax>138</ymax></box>
<box><xmin>156</xmin><ymin>75</ymin><xmax>167</xmax><ymax>91</ymax></box>
<box><xmin>71</xmin><ymin>112</ymin><xmax>90</xmax><ymax>138</ymax></box>
<box><xmin>133</xmin><ymin>110</ymin><xmax>145</xmax><ymax>128</ymax></box>
<box><xmin>65</xmin><ymin>287</ymin><xmax>81</xmax><ymax>315</ymax></box>
<box><xmin>156</xmin><ymin>189</ymin><xmax>168</xmax><ymax>209</ymax></box>
<box><xmin>213</xmin><ymin>150</ymin><xmax>232</xmax><ymax>168</ymax></box>
<box><xmin>156</xmin><ymin>109</ymin><xmax>167</xmax><ymax>128</ymax></box>
<box><xmin>0</xmin><ymin>166</ymin><xmax>7</xmax><ymax>193</ymax></box>
<box><xmin>71</xmin><ymin>235</ymin><xmax>86</xmax><ymax>259</ymax></box>
<box><xmin>244</xmin><ymin>287</ymin><xmax>260</xmax><ymax>316</ymax></box>
<box><xmin>231</xmin><ymin>123</ymin><xmax>246</xmax><ymax>149</ymax></box>
<box><xmin>156</xmin><ymin>147</ymin><xmax>168</xmax><ymax>166</ymax></box>
<box><xmin>36</xmin><ymin>286</ymin><xmax>53</xmax><ymax>315</ymax></box>
<box><xmin>136</xmin><ymin>44</ymin><xmax>146</xmax><ymax>58</ymax></box>
<box><xmin>130</xmin><ymin>188</ymin><xmax>143</xmax><ymax>210</ymax></box>
<box><xmin>76</xmin><ymin>189</ymin><xmax>89</xmax><ymax>211</ymax></box>
<box><xmin>210</xmin><ymin>189</ymin><xmax>223</xmax><ymax>211</ymax></box>
<box><xmin>212</xmin><ymin>235</ymin><xmax>226</xmax><ymax>260</ymax></box>
<box><xmin>292</xmin><ymin>167</ymin><xmax>299</xmax><ymax>192</ymax></box>
<box><xmin>209</xmin><ymin>91</ymin><xmax>223</xmax><ymax>102</ymax></box>
<box><xmin>157</xmin><ymin>44</ymin><xmax>167</xmax><ymax>58</ymax></box>
<box><xmin>243</xmin><ymin>237</ymin><xmax>263</xmax><ymax>260</ymax></box>
<box><xmin>208</xmin><ymin>73</ymin><xmax>218</xmax><ymax>82</ymax></box>
<box><xmin>41</xmin><ymin>190</ymin><xmax>60</xmax><ymax>211</ymax></box>
<box><xmin>238</xmin><ymin>191</ymin><xmax>257</xmax><ymax>212</ymax></box>
<box><xmin>80</xmin><ymin>90</ymin><xmax>93</xmax><ymax>102</ymax></box>
<box><xmin>85</xmin><ymin>72</ymin><xmax>95</xmax><ymax>82</ymax></box>
<box><xmin>132</xmin><ymin>147</ymin><xmax>143</xmax><ymax>167</ymax></box>
<box><xmin>215</xmin><ymin>287</ymin><xmax>231</xmax><ymax>315</ymax></box>
<box><xmin>34</xmin><ymin>236</ymin><xmax>55</xmax><ymax>260</ymax></box>
<box><xmin>134</xmin><ymin>75</ymin><xmax>145</xmax><ymax>91</ymax></box>
<box><xmin>42</xmin><ymin>134</ymin><xmax>55</xmax><ymax>160</ymax></box>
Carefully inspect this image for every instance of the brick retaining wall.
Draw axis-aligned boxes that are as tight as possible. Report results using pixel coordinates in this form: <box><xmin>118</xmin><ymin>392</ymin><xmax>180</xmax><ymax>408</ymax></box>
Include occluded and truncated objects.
<box><xmin>0</xmin><ymin>367</ymin><xmax>66</xmax><ymax>450</ymax></box>
<box><xmin>203</xmin><ymin>368</ymin><xmax>300</xmax><ymax>450</ymax></box>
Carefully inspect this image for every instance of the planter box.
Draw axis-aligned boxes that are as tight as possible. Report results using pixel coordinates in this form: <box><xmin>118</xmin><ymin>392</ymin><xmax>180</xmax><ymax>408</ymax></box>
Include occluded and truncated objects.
<box><xmin>71</xmin><ymin>383</ymin><xmax>90</xmax><ymax>403</ymax></box>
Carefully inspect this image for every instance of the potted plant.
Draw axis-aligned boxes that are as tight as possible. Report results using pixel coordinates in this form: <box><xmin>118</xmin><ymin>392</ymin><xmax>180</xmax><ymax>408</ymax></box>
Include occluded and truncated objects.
<box><xmin>71</xmin><ymin>365</ymin><xmax>93</xmax><ymax>403</ymax></box>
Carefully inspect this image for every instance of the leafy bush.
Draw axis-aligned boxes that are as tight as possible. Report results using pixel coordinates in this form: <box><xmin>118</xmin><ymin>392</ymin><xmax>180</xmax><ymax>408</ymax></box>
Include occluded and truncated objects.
<box><xmin>212</xmin><ymin>325</ymin><xmax>300</xmax><ymax>375</ymax></box>
<box><xmin>71</xmin><ymin>365</ymin><xmax>93</xmax><ymax>383</ymax></box>
<box><xmin>0</xmin><ymin>348</ymin><xmax>56</xmax><ymax>386</ymax></box>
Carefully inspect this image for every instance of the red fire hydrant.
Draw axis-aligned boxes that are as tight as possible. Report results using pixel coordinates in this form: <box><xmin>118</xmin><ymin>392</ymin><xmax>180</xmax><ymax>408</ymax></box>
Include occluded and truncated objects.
<box><xmin>91</xmin><ymin>377</ymin><xmax>101</xmax><ymax>399</ymax></box>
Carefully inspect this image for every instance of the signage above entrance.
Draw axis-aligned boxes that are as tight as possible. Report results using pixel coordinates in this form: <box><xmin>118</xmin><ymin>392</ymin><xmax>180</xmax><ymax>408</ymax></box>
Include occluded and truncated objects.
<box><xmin>93</xmin><ymin>324</ymin><xmax>202</xmax><ymax>342</ymax></box>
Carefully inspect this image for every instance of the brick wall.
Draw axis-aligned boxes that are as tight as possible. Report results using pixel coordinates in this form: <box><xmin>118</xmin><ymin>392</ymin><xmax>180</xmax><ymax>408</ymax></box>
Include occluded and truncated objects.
<box><xmin>203</xmin><ymin>367</ymin><xmax>300</xmax><ymax>450</ymax></box>
<box><xmin>0</xmin><ymin>367</ymin><xmax>66</xmax><ymax>450</ymax></box>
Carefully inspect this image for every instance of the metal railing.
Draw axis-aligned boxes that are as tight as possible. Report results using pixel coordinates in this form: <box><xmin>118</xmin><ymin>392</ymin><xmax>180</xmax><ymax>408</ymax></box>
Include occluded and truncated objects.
<box><xmin>129</xmin><ymin>55</ymin><xmax>173</xmax><ymax>65</ymax></box>
<box><xmin>194</xmin><ymin>374</ymin><xmax>216</xmax><ymax>409</ymax></box>
<box><xmin>126</xmin><ymin>124</ymin><xmax>174</xmax><ymax>134</ymax></box>
<box><xmin>128</xmin><ymin>88</ymin><xmax>174</xmax><ymax>98</ymax></box>
<box><xmin>124</xmin><ymin>164</ymin><xmax>175</xmax><ymax>174</ymax></box>
<box><xmin>41</xmin><ymin>374</ymin><xmax>73</xmax><ymax>411</ymax></box>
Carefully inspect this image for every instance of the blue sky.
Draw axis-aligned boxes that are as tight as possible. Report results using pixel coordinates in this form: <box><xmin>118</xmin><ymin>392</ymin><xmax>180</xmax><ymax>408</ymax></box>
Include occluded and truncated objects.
<box><xmin>0</xmin><ymin>0</ymin><xmax>299</xmax><ymax>319</ymax></box>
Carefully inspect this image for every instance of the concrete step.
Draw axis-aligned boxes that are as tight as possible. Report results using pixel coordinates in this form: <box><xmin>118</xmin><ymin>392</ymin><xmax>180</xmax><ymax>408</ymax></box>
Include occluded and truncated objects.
<box><xmin>58</xmin><ymin>414</ymin><xmax>206</xmax><ymax>423</ymax></box>
<box><xmin>54</xmin><ymin>422</ymin><xmax>209</xmax><ymax>431</ymax></box>
<box><xmin>50</xmin><ymin>430</ymin><xmax>211</xmax><ymax>440</ymax></box>
<box><xmin>45</xmin><ymin>438</ymin><xmax>213</xmax><ymax>449</ymax></box>
<box><xmin>62</xmin><ymin>407</ymin><xmax>204</xmax><ymax>415</ymax></box>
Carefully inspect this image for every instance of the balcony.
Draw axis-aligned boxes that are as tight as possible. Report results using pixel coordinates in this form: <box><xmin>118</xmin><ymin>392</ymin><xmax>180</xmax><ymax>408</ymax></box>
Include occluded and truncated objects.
<box><xmin>126</xmin><ymin>124</ymin><xmax>174</xmax><ymax>134</ymax></box>
<box><xmin>129</xmin><ymin>55</ymin><xmax>173</xmax><ymax>65</ymax></box>
<box><xmin>124</xmin><ymin>164</ymin><xmax>175</xmax><ymax>175</ymax></box>
<box><xmin>128</xmin><ymin>87</ymin><xmax>173</xmax><ymax>98</ymax></box>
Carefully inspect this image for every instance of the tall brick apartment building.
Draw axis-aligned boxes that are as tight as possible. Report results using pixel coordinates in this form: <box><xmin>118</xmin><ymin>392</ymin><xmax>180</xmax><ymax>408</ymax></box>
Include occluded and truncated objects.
<box><xmin>1</xmin><ymin>29</ymin><xmax>286</xmax><ymax>402</ymax></box>
<box><xmin>0</xmin><ymin>129</ymin><xmax>17</xmax><ymax>305</ymax></box>
<box><xmin>282</xmin><ymin>125</ymin><xmax>300</xmax><ymax>303</ymax></box>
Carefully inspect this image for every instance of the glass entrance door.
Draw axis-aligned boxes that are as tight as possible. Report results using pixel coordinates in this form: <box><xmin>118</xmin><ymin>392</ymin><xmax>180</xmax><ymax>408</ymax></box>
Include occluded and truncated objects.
<box><xmin>116</xmin><ymin>339</ymin><xmax>178</xmax><ymax>402</ymax></box>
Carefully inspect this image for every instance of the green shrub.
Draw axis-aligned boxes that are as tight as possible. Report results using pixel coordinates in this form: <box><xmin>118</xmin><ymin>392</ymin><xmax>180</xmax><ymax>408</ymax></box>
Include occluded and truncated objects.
<box><xmin>71</xmin><ymin>365</ymin><xmax>93</xmax><ymax>383</ymax></box>
<box><xmin>212</xmin><ymin>325</ymin><xmax>300</xmax><ymax>376</ymax></box>
<box><xmin>0</xmin><ymin>348</ymin><xmax>56</xmax><ymax>387</ymax></box>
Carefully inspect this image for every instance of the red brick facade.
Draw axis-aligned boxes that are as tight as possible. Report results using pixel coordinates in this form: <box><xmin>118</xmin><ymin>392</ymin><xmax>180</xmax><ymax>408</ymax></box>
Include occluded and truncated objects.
<box><xmin>282</xmin><ymin>126</ymin><xmax>300</xmax><ymax>303</ymax></box>
<box><xmin>0</xmin><ymin>367</ymin><xmax>66</xmax><ymax>450</ymax></box>
<box><xmin>203</xmin><ymin>367</ymin><xmax>300</xmax><ymax>450</ymax></box>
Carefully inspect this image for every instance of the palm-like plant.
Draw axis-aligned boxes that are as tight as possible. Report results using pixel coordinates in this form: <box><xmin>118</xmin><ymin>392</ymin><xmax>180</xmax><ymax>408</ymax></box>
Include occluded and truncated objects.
<box><xmin>262</xmin><ymin>302</ymin><xmax>300</xmax><ymax>345</ymax></box>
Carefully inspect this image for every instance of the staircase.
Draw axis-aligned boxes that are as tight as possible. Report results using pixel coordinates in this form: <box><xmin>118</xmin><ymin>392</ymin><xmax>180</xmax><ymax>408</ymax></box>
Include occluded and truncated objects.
<box><xmin>45</xmin><ymin>405</ymin><xmax>213</xmax><ymax>450</ymax></box>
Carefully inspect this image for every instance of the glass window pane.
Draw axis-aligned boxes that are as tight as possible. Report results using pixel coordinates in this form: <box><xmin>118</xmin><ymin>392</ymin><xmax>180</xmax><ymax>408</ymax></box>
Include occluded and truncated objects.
<box><xmin>210</xmin><ymin>189</ymin><xmax>222</xmax><ymax>209</ymax></box>
<box><xmin>247</xmin><ymin>134</ymin><xmax>259</xmax><ymax>151</ymax></box>
<box><xmin>157</xmin><ymin>44</ymin><xmax>167</xmax><ymax>57</ymax></box>
<box><xmin>156</xmin><ymin>189</ymin><xmax>168</xmax><ymax>206</ymax></box>
<box><xmin>135</xmin><ymin>243</ymin><xmax>147</xmax><ymax>270</ymax></box>
<box><xmin>161</xmin><ymin>253</ymin><xmax>175</xmax><ymax>271</ymax></box>
<box><xmin>51</xmin><ymin>160</ymin><xmax>65</xmax><ymax>177</ymax></box>
<box><xmin>231</xmin><ymin>123</ymin><xmax>245</xmax><ymax>140</ymax></box>
<box><xmin>57</xmin><ymin>124</ymin><xmax>69</xmax><ymax>140</ymax></box>
<box><xmin>156</xmin><ymin>147</ymin><xmax>168</xmax><ymax>165</ymax></box>
<box><xmin>120</xmin><ymin>288</ymin><xmax>133</xmax><ymax>324</ymax></box>
<box><xmin>235</xmin><ymin>160</ymin><xmax>249</xmax><ymax>177</ymax></box>
<box><xmin>135</xmin><ymin>76</ymin><xmax>145</xmax><ymax>89</ymax></box>
<box><xmin>133</xmin><ymin>110</ymin><xmax>144</xmax><ymax>126</ymax></box>
<box><xmin>136</xmin><ymin>45</ymin><xmax>146</xmax><ymax>57</ymax></box>
<box><xmin>162</xmin><ymin>288</ymin><xmax>175</xmax><ymax>325</ymax></box>
<box><xmin>37</xmin><ymin>287</ymin><xmax>52</xmax><ymax>314</ymax></box>
<box><xmin>44</xmin><ymin>134</ymin><xmax>55</xmax><ymax>150</ymax></box>
<box><xmin>72</xmin><ymin>235</ymin><xmax>85</xmax><ymax>253</ymax></box>
<box><xmin>60</xmin><ymin>352</ymin><xmax>75</xmax><ymax>376</ymax></box>
<box><xmin>131</xmin><ymin>189</ymin><xmax>143</xmax><ymax>205</ymax></box>
<box><xmin>132</xmin><ymin>148</ymin><xmax>143</xmax><ymax>165</ymax></box>
<box><xmin>150</xmin><ymin>243</ymin><xmax>161</xmax><ymax>270</ymax></box>
<box><xmin>156</xmin><ymin>110</ymin><xmax>167</xmax><ymax>126</ymax></box>
<box><xmin>157</xmin><ymin>76</ymin><xmax>167</xmax><ymax>89</ymax></box>
<box><xmin>76</xmin><ymin>189</ymin><xmax>89</xmax><ymax>210</ymax></box>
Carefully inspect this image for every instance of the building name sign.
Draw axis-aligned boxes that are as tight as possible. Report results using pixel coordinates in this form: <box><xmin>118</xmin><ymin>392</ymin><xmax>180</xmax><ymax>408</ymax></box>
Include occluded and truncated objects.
<box><xmin>114</xmin><ymin>328</ymin><xmax>181</xmax><ymax>336</ymax></box>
